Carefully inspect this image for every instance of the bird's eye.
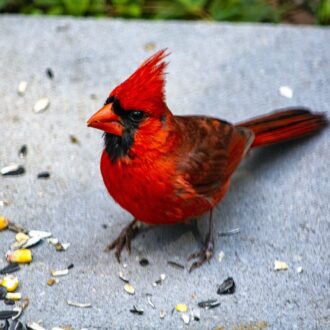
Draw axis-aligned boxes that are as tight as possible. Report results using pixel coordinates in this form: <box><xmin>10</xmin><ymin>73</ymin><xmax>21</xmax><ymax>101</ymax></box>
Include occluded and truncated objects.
<box><xmin>129</xmin><ymin>111</ymin><xmax>145</xmax><ymax>123</ymax></box>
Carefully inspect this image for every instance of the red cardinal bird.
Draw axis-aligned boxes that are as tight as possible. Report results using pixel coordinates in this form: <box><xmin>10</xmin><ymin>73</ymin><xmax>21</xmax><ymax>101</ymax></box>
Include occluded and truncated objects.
<box><xmin>87</xmin><ymin>49</ymin><xmax>327</xmax><ymax>271</ymax></box>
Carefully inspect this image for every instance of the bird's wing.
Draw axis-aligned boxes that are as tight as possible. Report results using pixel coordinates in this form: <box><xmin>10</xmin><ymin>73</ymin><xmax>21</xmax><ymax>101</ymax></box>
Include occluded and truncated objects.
<box><xmin>174</xmin><ymin>116</ymin><xmax>254</xmax><ymax>198</ymax></box>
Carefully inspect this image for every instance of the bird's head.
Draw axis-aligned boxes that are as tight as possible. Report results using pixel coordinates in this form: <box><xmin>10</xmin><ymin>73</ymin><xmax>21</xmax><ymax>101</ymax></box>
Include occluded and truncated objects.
<box><xmin>87</xmin><ymin>49</ymin><xmax>174</xmax><ymax>162</ymax></box>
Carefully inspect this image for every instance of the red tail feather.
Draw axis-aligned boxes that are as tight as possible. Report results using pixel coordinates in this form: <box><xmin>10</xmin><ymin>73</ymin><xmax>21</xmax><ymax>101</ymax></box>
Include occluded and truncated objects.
<box><xmin>237</xmin><ymin>108</ymin><xmax>328</xmax><ymax>148</ymax></box>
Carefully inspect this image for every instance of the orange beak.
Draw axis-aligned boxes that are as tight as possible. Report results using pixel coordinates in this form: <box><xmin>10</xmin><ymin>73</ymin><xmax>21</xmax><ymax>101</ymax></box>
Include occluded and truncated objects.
<box><xmin>87</xmin><ymin>103</ymin><xmax>124</xmax><ymax>136</ymax></box>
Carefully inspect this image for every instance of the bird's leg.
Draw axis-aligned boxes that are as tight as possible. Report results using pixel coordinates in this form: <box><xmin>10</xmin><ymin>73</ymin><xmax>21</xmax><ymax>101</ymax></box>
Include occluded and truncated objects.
<box><xmin>107</xmin><ymin>219</ymin><xmax>139</xmax><ymax>262</ymax></box>
<box><xmin>188</xmin><ymin>209</ymin><xmax>215</xmax><ymax>272</ymax></box>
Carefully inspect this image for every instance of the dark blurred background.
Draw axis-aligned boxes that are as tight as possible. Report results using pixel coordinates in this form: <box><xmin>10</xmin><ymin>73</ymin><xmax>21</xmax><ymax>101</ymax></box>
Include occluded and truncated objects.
<box><xmin>0</xmin><ymin>0</ymin><xmax>329</xmax><ymax>25</ymax></box>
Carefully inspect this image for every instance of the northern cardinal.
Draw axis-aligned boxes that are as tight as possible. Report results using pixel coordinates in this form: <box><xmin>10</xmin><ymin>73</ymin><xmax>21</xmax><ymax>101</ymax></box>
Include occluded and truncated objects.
<box><xmin>87</xmin><ymin>50</ymin><xmax>327</xmax><ymax>271</ymax></box>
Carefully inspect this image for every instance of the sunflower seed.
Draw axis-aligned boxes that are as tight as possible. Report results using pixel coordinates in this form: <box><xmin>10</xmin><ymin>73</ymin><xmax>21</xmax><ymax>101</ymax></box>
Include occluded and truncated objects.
<box><xmin>1</xmin><ymin>165</ymin><xmax>25</xmax><ymax>176</ymax></box>
<box><xmin>191</xmin><ymin>308</ymin><xmax>200</xmax><ymax>321</ymax></box>
<box><xmin>37</xmin><ymin>172</ymin><xmax>50</xmax><ymax>179</ymax></box>
<box><xmin>0</xmin><ymin>263</ymin><xmax>20</xmax><ymax>275</ymax></box>
<box><xmin>29</xmin><ymin>231</ymin><xmax>52</xmax><ymax>239</ymax></box>
<box><xmin>129</xmin><ymin>305</ymin><xmax>144</xmax><ymax>315</ymax></box>
<box><xmin>217</xmin><ymin>277</ymin><xmax>236</xmax><ymax>295</ymax></box>
<box><xmin>33</xmin><ymin>98</ymin><xmax>50</xmax><ymax>113</ymax></box>
<box><xmin>198</xmin><ymin>299</ymin><xmax>220</xmax><ymax>309</ymax></box>
<box><xmin>18</xmin><ymin>145</ymin><xmax>27</xmax><ymax>158</ymax></box>
<box><xmin>22</xmin><ymin>236</ymin><xmax>43</xmax><ymax>249</ymax></box>
<box><xmin>8</xmin><ymin>223</ymin><xmax>28</xmax><ymax>234</ymax></box>
<box><xmin>0</xmin><ymin>310</ymin><xmax>19</xmax><ymax>320</ymax></box>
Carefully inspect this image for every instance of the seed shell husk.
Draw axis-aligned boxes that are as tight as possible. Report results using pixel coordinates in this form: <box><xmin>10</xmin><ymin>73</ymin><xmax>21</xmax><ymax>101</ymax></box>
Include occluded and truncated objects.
<box><xmin>124</xmin><ymin>283</ymin><xmax>135</xmax><ymax>295</ymax></box>
<box><xmin>26</xmin><ymin>322</ymin><xmax>47</xmax><ymax>330</ymax></box>
<box><xmin>167</xmin><ymin>260</ymin><xmax>185</xmax><ymax>269</ymax></box>
<box><xmin>159</xmin><ymin>309</ymin><xmax>166</xmax><ymax>319</ymax></box>
<box><xmin>12</xmin><ymin>297</ymin><xmax>29</xmax><ymax>320</ymax></box>
<box><xmin>0</xmin><ymin>286</ymin><xmax>7</xmax><ymax>300</ymax></box>
<box><xmin>46</xmin><ymin>68</ymin><xmax>54</xmax><ymax>79</ymax></box>
<box><xmin>37</xmin><ymin>171</ymin><xmax>50</xmax><ymax>179</ymax></box>
<box><xmin>47</xmin><ymin>278</ymin><xmax>58</xmax><ymax>286</ymax></box>
<box><xmin>1</xmin><ymin>275</ymin><xmax>19</xmax><ymax>292</ymax></box>
<box><xmin>118</xmin><ymin>271</ymin><xmax>129</xmax><ymax>283</ymax></box>
<box><xmin>33</xmin><ymin>97</ymin><xmax>50</xmax><ymax>113</ymax></box>
<box><xmin>217</xmin><ymin>277</ymin><xmax>236</xmax><ymax>295</ymax></box>
<box><xmin>146</xmin><ymin>294</ymin><xmax>155</xmax><ymax>309</ymax></box>
<box><xmin>22</xmin><ymin>236</ymin><xmax>43</xmax><ymax>249</ymax></box>
<box><xmin>181</xmin><ymin>312</ymin><xmax>190</xmax><ymax>324</ymax></box>
<box><xmin>8</xmin><ymin>223</ymin><xmax>28</xmax><ymax>234</ymax></box>
<box><xmin>67</xmin><ymin>300</ymin><xmax>92</xmax><ymax>308</ymax></box>
<box><xmin>296</xmin><ymin>266</ymin><xmax>303</xmax><ymax>273</ymax></box>
<box><xmin>1</xmin><ymin>165</ymin><xmax>25</xmax><ymax>176</ymax></box>
<box><xmin>50</xmin><ymin>269</ymin><xmax>69</xmax><ymax>277</ymax></box>
<box><xmin>29</xmin><ymin>230</ymin><xmax>52</xmax><ymax>239</ymax></box>
<box><xmin>17</xmin><ymin>81</ymin><xmax>28</xmax><ymax>96</ymax></box>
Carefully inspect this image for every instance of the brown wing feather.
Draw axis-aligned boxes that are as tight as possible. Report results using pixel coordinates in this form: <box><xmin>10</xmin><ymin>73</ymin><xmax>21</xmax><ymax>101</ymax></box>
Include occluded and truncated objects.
<box><xmin>174</xmin><ymin>116</ymin><xmax>254</xmax><ymax>198</ymax></box>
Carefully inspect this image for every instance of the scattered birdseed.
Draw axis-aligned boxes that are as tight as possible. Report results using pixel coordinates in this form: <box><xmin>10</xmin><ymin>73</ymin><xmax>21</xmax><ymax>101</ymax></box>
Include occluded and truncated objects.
<box><xmin>167</xmin><ymin>260</ymin><xmax>185</xmax><ymax>270</ymax></box>
<box><xmin>5</xmin><ymin>292</ymin><xmax>21</xmax><ymax>301</ymax></box>
<box><xmin>17</xmin><ymin>81</ymin><xmax>28</xmax><ymax>96</ymax></box>
<box><xmin>279</xmin><ymin>86</ymin><xmax>293</xmax><ymax>98</ymax></box>
<box><xmin>47</xmin><ymin>238</ymin><xmax>59</xmax><ymax>245</ymax></box>
<box><xmin>33</xmin><ymin>97</ymin><xmax>50</xmax><ymax>113</ymax></box>
<box><xmin>124</xmin><ymin>283</ymin><xmax>135</xmax><ymax>295</ymax></box>
<box><xmin>26</xmin><ymin>322</ymin><xmax>47</xmax><ymax>330</ymax></box>
<box><xmin>67</xmin><ymin>263</ymin><xmax>74</xmax><ymax>269</ymax></box>
<box><xmin>144</xmin><ymin>42</ymin><xmax>156</xmax><ymax>51</ymax></box>
<box><xmin>69</xmin><ymin>135</ymin><xmax>79</xmax><ymax>144</ymax></box>
<box><xmin>0</xmin><ymin>200</ymin><xmax>10</xmax><ymax>207</ymax></box>
<box><xmin>37</xmin><ymin>172</ymin><xmax>50</xmax><ymax>179</ymax></box>
<box><xmin>29</xmin><ymin>230</ymin><xmax>52</xmax><ymax>239</ymax></box>
<box><xmin>218</xmin><ymin>228</ymin><xmax>240</xmax><ymax>236</ymax></box>
<box><xmin>0</xmin><ymin>286</ymin><xmax>7</xmax><ymax>300</ymax></box>
<box><xmin>50</xmin><ymin>269</ymin><xmax>69</xmax><ymax>277</ymax></box>
<box><xmin>191</xmin><ymin>309</ymin><xmax>200</xmax><ymax>321</ymax></box>
<box><xmin>218</xmin><ymin>251</ymin><xmax>225</xmax><ymax>263</ymax></box>
<box><xmin>46</xmin><ymin>68</ymin><xmax>54</xmax><ymax>79</ymax></box>
<box><xmin>274</xmin><ymin>260</ymin><xmax>289</xmax><ymax>271</ymax></box>
<box><xmin>146</xmin><ymin>294</ymin><xmax>155</xmax><ymax>309</ymax></box>
<box><xmin>0</xmin><ymin>216</ymin><xmax>9</xmax><ymax>230</ymax></box>
<box><xmin>118</xmin><ymin>271</ymin><xmax>129</xmax><ymax>283</ymax></box>
<box><xmin>0</xmin><ymin>263</ymin><xmax>20</xmax><ymax>275</ymax></box>
<box><xmin>0</xmin><ymin>310</ymin><xmax>19</xmax><ymax>320</ymax></box>
<box><xmin>159</xmin><ymin>309</ymin><xmax>166</xmax><ymax>319</ymax></box>
<box><xmin>0</xmin><ymin>275</ymin><xmax>19</xmax><ymax>292</ymax></box>
<box><xmin>54</xmin><ymin>242</ymin><xmax>70</xmax><ymax>252</ymax></box>
<box><xmin>47</xmin><ymin>278</ymin><xmax>58</xmax><ymax>286</ymax></box>
<box><xmin>296</xmin><ymin>266</ymin><xmax>303</xmax><ymax>273</ymax></box>
<box><xmin>217</xmin><ymin>277</ymin><xmax>236</xmax><ymax>295</ymax></box>
<box><xmin>198</xmin><ymin>299</ymin><xmax>220</xmax><ymax>309</ymax></box>
<box><xmin>129</xmin><ymin>305</ymin><xmax>144</xmax><ymax>315</ymax></box>
<box><xmin>22</xmin><ymin>236</ymin><xmax>43</xmax><ymax>249</ymax></box>
<box><xmin>6</xmin><ymin>249</ymin><xmax>32</xmax><ymax>264</ymax></box>
<box><xmin>139</xmin><ymin>258</ymin><xmax>149</xmax><ymax>266</ymax></box>
<box><xmin>181</xmin><ymin>312</ymin><xmax>190</xmax><ymax>324</ymax></box>
<box><xmin>8</xmin><ymin>223</ymin><xmax>28</xmax><ymax>234</ymax></box>
<box><xmin>18</xmin><ymin>145</ymin><xmax>28</xmax><ymax>158</ymax></box>
<box><xmin>12</xmin><ymin>297</ymin><xmax>29</xmax><ymax>320</ymax></box>
<box><xmin>175</xmin><ymin>303</ymin><xmax>188</xmax><ymax>313</ymax></box>
<box><xmin>67</xmin><ymin>300</ymin><xmax>92</xmax><ymax>308</ymax></box>
<box><xmin>153</xmin><ymin>273</ymin><xmax>166</xmax><ymax>286</ymax></box>
<box><xmin>1</xmin><ymin>165</ymin><xmax>25</xmax><ymax>176</ymax></box>
<box><xmin>16</xmin><ymin>232</ymin><xmax>29</xmax><ymax>242</ymax></box>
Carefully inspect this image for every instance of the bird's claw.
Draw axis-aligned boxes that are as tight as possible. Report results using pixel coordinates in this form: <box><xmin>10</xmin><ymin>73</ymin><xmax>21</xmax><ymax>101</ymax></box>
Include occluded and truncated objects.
<box><xmin>188</xmin><ymin>240</ymin><xmax>214</xmax><ymax>272</ymax></box>
<box><xmin>107</xmin><ymin>219</ymin><xmax>139</xmax><ymax>262</ymax></box>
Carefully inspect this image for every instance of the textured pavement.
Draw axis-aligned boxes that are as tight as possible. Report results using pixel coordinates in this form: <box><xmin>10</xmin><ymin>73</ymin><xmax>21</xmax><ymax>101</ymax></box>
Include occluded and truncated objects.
<box><xmin>0</xmin><ymin>16</ymin><xmax>329</xmax><ymax>330</ymax></box>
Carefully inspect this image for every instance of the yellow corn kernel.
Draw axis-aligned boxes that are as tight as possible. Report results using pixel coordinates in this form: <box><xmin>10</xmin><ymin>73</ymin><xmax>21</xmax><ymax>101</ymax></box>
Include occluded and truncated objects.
<box><xmin>175</xmin><ymin>303</ymin><xmax>188</xmax><ymax>313</ymax></box>
<box><xmin>6</xmin><ymin>249</ymin><xmax>32</xmax><ymax>263</ymax></box>
<box><xmin>0</xmin><ymin>216</ymin><xmax>9</xmax><ymax>231</ymax></box>
<box><xmin>5</xmin><ymin>292</ymin><xmax>21</xmax><ymax>301</ymax></box>
<box><xmin>1</xmin><ymin>275</ymin><xmax>19</xmax><ymax>292</ymax></box>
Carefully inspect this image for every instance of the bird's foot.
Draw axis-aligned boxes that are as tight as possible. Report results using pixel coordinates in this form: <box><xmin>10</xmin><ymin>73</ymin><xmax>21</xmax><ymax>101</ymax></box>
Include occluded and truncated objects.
<box><xmin>188</xmin><ymin>235</ymin><xmax>214</xmax><ymax>272</ymax></box>
<box><xmin>107</xmin><ymin>219</ymin><xmax>139</xmax><ymax>262</ymax></box>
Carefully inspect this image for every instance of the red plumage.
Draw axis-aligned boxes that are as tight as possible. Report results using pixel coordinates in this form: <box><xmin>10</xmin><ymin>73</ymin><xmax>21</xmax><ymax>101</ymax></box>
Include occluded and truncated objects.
<box><xmin>88</xmin><ymin>50</ymin><xmax>327</xmax><ymax>268</ymax></box>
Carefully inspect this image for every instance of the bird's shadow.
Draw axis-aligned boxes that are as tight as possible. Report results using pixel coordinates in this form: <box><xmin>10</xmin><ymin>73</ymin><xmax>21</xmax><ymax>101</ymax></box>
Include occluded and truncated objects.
<box><xmin>130</xmin><ymin>134</ymin><xmax>321</xmax><ymax>258</ymax></box>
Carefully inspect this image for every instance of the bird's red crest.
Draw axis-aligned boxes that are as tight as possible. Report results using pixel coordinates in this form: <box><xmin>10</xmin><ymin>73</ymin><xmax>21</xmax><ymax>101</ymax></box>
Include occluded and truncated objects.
<box><xmin>110</xmin><ymin>49</ymin><xmax>169</xmax><ymax>116</ymax></box>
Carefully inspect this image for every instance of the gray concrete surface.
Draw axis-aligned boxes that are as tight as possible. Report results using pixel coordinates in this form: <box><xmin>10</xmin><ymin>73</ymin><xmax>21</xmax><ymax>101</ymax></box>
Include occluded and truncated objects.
<box><xmin>0</xmin><ymin>15</ymin><xmax>329</xmax><ymax>330</ymax></box>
